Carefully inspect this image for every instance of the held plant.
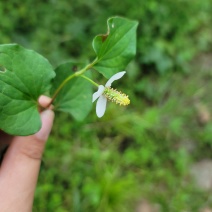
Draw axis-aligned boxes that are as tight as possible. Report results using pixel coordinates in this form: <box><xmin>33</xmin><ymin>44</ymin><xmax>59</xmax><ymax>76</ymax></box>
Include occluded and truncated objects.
<box><xmin>0</xmin><ymin>17</ymin><xmax>138</xmax><ymax>136</ymax></box>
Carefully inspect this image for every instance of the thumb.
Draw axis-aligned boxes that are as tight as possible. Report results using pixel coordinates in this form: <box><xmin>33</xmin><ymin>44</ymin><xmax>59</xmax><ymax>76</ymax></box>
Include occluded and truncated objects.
<box><xmin>35</xmin><ymin>109</ymin><xmax>55</xmax><ymax>142</ymax></box>
<box><xmin>1</xmin><ymin>109</ymin><xmax>54</xmax><ymax>170</ymax></box>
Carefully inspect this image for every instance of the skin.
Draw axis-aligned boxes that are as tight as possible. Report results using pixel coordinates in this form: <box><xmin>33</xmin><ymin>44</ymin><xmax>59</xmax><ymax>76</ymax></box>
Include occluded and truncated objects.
<box><xmin>0</xmin><ymin>95</ymin><xmax>54</xmax><ymax>212</ymax></box>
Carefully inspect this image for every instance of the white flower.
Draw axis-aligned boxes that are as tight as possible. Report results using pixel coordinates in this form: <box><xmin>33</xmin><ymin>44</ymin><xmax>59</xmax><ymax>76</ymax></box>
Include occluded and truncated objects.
<box><xmin>92</xmin><ymin>71</ymin><xmax>129</xmax><ymax>118</ymax></box>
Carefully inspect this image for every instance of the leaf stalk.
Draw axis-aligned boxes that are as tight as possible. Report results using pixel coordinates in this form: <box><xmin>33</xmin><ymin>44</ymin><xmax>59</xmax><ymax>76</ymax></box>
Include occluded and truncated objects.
<box><xmin>48</xmin><ymin>59</ymin><xmax>98</xmax><ymax>107</ymax></box>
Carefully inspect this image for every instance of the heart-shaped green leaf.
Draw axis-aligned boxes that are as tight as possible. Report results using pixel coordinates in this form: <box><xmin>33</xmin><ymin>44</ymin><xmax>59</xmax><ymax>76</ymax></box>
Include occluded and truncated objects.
<box><xmin>0</xmin><ymin>44</ymin><xmax>55</xmax><ymax>136</ymax></box>
<box><xmin>92</xmin><ymin>17</ymin><xmax>138</xmax><ymax>78</ymax></box>
<box><xmin>50</xmin><ymin>62</ymin><xmax>93</xmax><ymax>120</ymax></box>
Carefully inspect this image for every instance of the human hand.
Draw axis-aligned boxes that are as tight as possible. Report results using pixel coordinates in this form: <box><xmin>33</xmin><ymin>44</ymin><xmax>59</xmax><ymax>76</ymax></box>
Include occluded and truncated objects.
<box><xmin>0</xmin><ymin>95</ymin><xmax>54</xmax><ymax>212</ymax></box>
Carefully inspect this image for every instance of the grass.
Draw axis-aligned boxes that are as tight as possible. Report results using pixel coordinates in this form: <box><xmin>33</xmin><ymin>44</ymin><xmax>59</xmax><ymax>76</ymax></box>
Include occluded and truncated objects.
<box><xmin>34</xmin><ymin>55</ymin><xmax>212</xmax><ymax>211</ymax></box>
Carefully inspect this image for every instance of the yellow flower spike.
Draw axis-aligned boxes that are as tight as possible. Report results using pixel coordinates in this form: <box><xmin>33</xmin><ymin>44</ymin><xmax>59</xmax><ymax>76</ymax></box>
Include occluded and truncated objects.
<box><xmin>103</xmin><ymin>87</ymin><xmax>130</xmax><ymax>106</ymax></box>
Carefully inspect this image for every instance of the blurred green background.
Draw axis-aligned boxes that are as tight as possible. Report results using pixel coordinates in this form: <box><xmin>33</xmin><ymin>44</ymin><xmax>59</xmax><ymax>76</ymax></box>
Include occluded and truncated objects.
<box><xmin>1</xmin><ymin>0</ymin><xmax>212</xmax><ymax>211</ymax></box>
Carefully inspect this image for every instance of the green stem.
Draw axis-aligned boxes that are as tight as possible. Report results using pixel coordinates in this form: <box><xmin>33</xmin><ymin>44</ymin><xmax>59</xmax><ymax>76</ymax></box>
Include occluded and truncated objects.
<box><xmin>48</xmin><ymin>58</ymin><xmax>98</xmax><ymax>106</ymax></box>
<box><xmin>50</xmin><ymin>73</ymin><xmax>76</xmax><ymax>104</ymax></box>
<box><xmin>80</xmin><ymin>75</ymin><xmax>99</xmax><ymax>87</ymax></box>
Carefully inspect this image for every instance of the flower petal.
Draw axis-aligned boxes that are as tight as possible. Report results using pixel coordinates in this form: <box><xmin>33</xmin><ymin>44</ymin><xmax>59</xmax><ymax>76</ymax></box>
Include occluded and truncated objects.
<box><xmin>92</xmin><ymin>85</ymin><xmax>105</xmax><ymax>102</ymax></box>
<box><xmin>105</xmin><ymin>71</ymin><xmax>126</xmax><ymax>87</ymax></box>
<box><xmin>96</xmin><ymin>95</ymin><xmax>107</xmax><ymax>118</ymax></box>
